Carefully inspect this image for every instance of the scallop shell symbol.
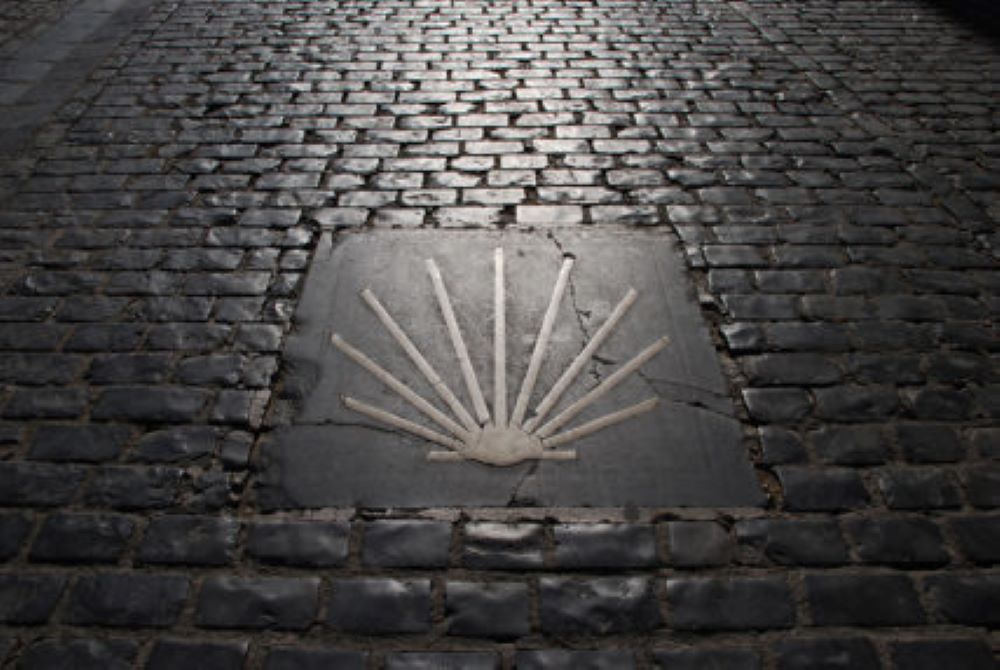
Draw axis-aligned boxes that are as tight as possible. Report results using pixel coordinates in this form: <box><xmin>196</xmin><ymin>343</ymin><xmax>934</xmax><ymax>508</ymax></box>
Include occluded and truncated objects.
<box><xmin>331</xmin><ymin>248</ymin><xmax>668</xmax><ymax>467</ymax></box>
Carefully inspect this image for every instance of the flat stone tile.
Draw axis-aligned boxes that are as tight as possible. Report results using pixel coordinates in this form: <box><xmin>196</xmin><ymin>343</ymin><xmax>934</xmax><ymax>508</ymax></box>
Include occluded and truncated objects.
<box><xmin>260</xmin><ymin>230</ymin><xmax>761</xmax><ymax>508</ymax></box>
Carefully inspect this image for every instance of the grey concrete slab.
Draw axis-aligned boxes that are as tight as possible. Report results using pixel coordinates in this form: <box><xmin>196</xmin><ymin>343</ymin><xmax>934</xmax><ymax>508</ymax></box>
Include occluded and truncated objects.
<box><xmin>258</xmin><ymin>230</ymin><xmax>763</xmax><ymax>509</ymax></box>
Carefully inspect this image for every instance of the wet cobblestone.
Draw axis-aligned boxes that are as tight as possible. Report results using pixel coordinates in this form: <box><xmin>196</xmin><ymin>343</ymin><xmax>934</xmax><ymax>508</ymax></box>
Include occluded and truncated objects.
<box><xmin>0</xmin><ymin>0</ymin><xmax>996</xmax><ymax>665</ymax></box>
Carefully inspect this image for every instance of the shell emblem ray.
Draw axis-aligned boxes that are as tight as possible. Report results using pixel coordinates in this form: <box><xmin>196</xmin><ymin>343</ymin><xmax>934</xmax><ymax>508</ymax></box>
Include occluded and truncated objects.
<box><xmin>331</xmin><ymin>248</ymin><xmax>668</xmax><ymax>467</ymax></box>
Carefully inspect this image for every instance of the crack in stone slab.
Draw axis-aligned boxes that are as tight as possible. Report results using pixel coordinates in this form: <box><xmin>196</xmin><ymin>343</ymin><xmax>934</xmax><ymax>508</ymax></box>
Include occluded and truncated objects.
<box><xmin>508</xmin><ymin>459</ymin><xmax>539</xmax><ymax>506</ymax></box>
<box><xmin>548</xmin><ymin>231</ymin><xmax>603</xmax><ymax>385</ymax></box>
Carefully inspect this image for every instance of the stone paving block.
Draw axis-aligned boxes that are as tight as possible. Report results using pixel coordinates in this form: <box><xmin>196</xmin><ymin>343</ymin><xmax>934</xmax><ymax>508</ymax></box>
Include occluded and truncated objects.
<box><xmin>947</xmin><ymin>516</ymin><xmax>1000</xmax><ymax>564</ymax></box>
<box><xmin>735</xmin><ymin>519</ymin><xmax>849</xmax><ymax>566</ymax></box>
<box><xmin>263</xmin><ymin>230</ymin><xmax>760</xmax><ymax>508</ymax></box>
<box><xmin>877</xmin><ymin>468</ymin><xmax>963</xmax><ymax>510</ymax></box>
<box><xmin>0</xmin><ymin>512</ymin><xmax>31</xmax><ymax>561</ymax></box>
<box><xmin>138</xmin><ymin>515</ymin><xmax>238</xmax><ymax>566</ymax></box>
<box><xmin>0</xmin><ymin>574</ymin><xmax>66</xmax><ymax>624</ymax></box>
<box><xmin>264</xmin><ymin>647</ymin><xmax>367</xmax><ymax>670</ymax></box>
<box><xmin>805</xmin><ymin>574</ymin><xmax>924</xmax><ymax>627</ymax></box>
<box><xmin>65</xmin><ymin>573</ymin><xmax>188</xmax><ymax>627</ymax></box>
<box><xmin>362</xmin><ymin>519</ymin><xmax>451</xmax><ymax>568</ymax></box>
<box><xmin>539</xmin><ymin>577</ymin><xmax>660</xmax><ymax>635</ymax></box>
<box><xmin>889</xmin><ymin>639</ymin><xmax>995</xmax><ymax>670</ymax></box>
<box><xmin>963</xmin><ymin>465</ymin><xmax>1000</xmax><ymax>508</ymax></box>
<box><xmin>83</xmin><ymin>466</ymin><xmax>182</xmax><ymax>510</ymax></box>
<box><xmin>777</xmin><ymin>467</ymin><xmax>870</xmax><ymax>512</ymax></box>
<box><xmin>464</xmin><ymin>522</ymin><xmax>544</xmax><ymax>570</ymax></box>
<box><xmin>667</xmin><ymin>576</ymin><xmax>794</xmax><ymax>631</ymax></box>
<box><xmin>132</xmin><ymin>426</ymin><xmax>217</xmax><ymax>463</ymax></box>
<box><xmin>666</xmin><ymin>521</ymin><xmax>733</xmax><ymax>568</ymax></box>
<box><xmin>247</xmin><ymin>520</ymin><xmax>349</xmax><ymax>567</ymax></box>
<box><xmin>0</xmin><ymin>0</ymin><xmax>997</xmax><ymax>660</ymax></box>
<box><xmin>774</xmin><ymin>638</ymin><xmax>880</xmax><ymax>670</ymax></box>
<box><xmin>146</xmin><ymin>639</ymin><xmax>248</xmax><ymax>670</ymax></box>
<box><xmin>19</xmin><ymin>638</ymin><xmax>138</xmax><ymax>670</ymax></box>
<box><xmin>926</xmin><ymin>575</ymin><xmax>1000</xmax><ymax>627</ymax></box>
<box><xmin>552</xmin><ymin>523</ymin><xmax>657</xmax><ymax>569</ymax></box>
<box><xmin>327</xmin><ymin>578</ymin><xmax>431</xmax><ymax>634</ymax></box>
<box><xmin>845</xmin><ymin>517</ymin><xmax>950</xmax><ymax>567</ymax></box>
<box><xmin>196</xmin><ymin>576</ymin><xmax>320</xmax><ymax>630</ymax></box>
<box><xmin>445</xmin><ymin>581</ymin><xmax>530</xmax><ymax>639</ymax></box>
<box><xmin>28</xmin><ymin>424</ymin><xmax>131</xmax><ymax>462</ymax></box>
<box><xmin>384</xmin><ymin>652</ymin><xmax>500</xmax><ymax>670</ymax></box>
<box><xmin>516</xmin><ymin>650</ymin><xmax>637</xmax><ymax>670</ymax></box>
<box><xmin>809</xmin><ymin>425</ymin><xmax>888</xmax><ymax>465</ymax></box>
<box><xmin>0</xmin><ymin>463</ymin><xmax>84</xmax><ymax>507</ymax></box>
<box><xmin>91</xmin><ymin>386</ymin><xmax>210</xmax><ymax>422</ymax></box>
<box><xmin>29</xmin><ymin>513</ymin><xmax>134</xmax><ymax>564</ymax></box>
<box><xmin>652</xmin><ymin>648</ymin><xmax>760</xmax><ymax>670</ymax></box>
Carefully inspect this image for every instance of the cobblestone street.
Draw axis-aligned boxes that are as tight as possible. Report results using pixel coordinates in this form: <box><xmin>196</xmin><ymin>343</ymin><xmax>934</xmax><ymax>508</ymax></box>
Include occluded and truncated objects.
<box><xmin>0</xmin><ymin>0</ymin><xmax>997</xmax><ymax>667</ymax></box>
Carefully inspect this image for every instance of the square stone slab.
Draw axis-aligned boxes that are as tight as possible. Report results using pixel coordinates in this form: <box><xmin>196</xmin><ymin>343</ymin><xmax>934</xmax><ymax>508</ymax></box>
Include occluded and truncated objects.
<box><xmin>258</xmin><ymin>229</ymin><xmax>762</xmax><ymax>508</ymax></box>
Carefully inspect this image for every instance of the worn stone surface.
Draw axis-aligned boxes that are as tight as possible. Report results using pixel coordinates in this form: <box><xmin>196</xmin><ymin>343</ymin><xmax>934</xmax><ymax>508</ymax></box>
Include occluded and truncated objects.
<box><xmin>0</xmin><ymin>0</ymin><xmax>996</xmax><ymax>662</ymax></box>
<box><xmin>327</xmin><ymin>578</ymin><xmax>431</xmax><ymax>634</ymax></box>
<box><xmin>774</xmin><ymin>638</ymin><xmax>880</xmax><ymax>670</ymax></box>
<box><xmin>539</xmin><ymin>577</ymin><xmax>660</xmax><ymax>634</ymax></box>
<box><xmin>362</xmin><ymin>519</ymin><xmax>451</xmax><ymax>568</ymax></box>
<box><xmin>667</xmin><ymin>576</ymin><xmax>794</xmax><ymax>630</ymax></box>
<box><xmin>445</xmin><ymin>581</ymin><xmax>530</xmax><ymax>639</ymax></box>
<box><xmin>65</xmin><ymin>573</ymin><xmax>189</xmax><ymax>627</ymax></box>
<box><xmin>19</xmin><ymin>638</ymin><xmax>138</xmax><ymax>670</ymax></box>
<box><xmin>247</xmin><ymin>520</ymin><xmax>349</xmax><ymax>567</ymax></box>
<box><xmin>262</xmin><ymin>231</ymin><xmax>761</xmax><ymax>508</ymax></box>
<box><xmin>196</xmin><ymin>576</ymin><xmax>320</xmax><ymax>630</ymax></box>
<box><xmin>552</xmin><ymin>523</ymin><xmax>658</xmax><ymax>569</ymax></box>
<box><xmin>29</xmin><ymin>513</ymin><xmax>134</xmax><ymax>563</ymax></box>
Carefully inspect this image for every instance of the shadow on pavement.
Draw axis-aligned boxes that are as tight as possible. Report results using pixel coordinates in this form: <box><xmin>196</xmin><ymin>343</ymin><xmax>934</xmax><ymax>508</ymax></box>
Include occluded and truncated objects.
<box><xmin>927</xmin><ymin>0</ymin><xmax>1000</xmax><ymax>42</ymax></box>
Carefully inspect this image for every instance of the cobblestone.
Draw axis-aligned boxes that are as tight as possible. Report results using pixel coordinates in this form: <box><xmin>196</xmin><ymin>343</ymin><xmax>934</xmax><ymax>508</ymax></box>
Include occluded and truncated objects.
<box><xmin>0</xmin><ymin>0</ymin><xmax>996</xmax><ymax>662</ymax></box>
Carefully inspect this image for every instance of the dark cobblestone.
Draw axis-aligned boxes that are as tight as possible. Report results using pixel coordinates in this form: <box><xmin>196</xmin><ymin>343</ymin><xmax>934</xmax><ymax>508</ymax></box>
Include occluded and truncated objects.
<box><xmin>846</xmin><ymin>517</ymin><xmax>950</xmax><ymax>567</ymax></box>
<box><xmin>138</xmin><ymin>515</ymin><xmax>238</xmax><ymax>566</ymax></box>
<box><xmin>517</xmin><ymin>650</ymin><xmax>636</xmax><ymax>670</ymax></box>
<box><xmin>0</xmin><ymin>462</ymin><xmax>84</xmax><ymax>507</ymax></box>
<box><xmin>83</xmin><ymin>466</ymin><xmax>182</xmax><ymax>510</ymax></box>
<box><xmin>65</xmin><ymin>573</ymin><xmax>188</xmax><ymax>627</ymax></box>
<box><xmin>552</xmin><ymin>523</ymin><xmax>657</xmax><ymax>569</ymax></box>
<box><xmin>146</xmin><ymin>639</ymin><xmax>248</xmax><ymax>670</ymax></box>
<box><xmin>28</xmin><ymin>424</ymin><xmax>131</xmax><ymax>462</ymax></box>
<box><xmin>805</xmin><ymin>574</ymin><xmax>924</xmax><ymax>627</ymax></box>
<box><xmin>890</xmin><ymin>639</ymin><xmax>995</xmax><ymax>670</ymax></box>
<box><xmin>264</xmin><ymin>647</ymin><xmax>367</xmax><ymax>670</ymax></box>
<box><xmin>877</xmin><ymin>468</ymin><xmax>963</xmax><ymax>510</ymax></box>
<box><xmin>29</xmin><ymin>513</ymin><xmax>134</xmax><ymax>564</ymax></box>
<box><xmin>0</xmin><ymin>574</ymin><xmax>66</xmax><ymax>624</ymax></box>
<box><xmin>445</xmin><ymin>581</ymin><xmax>530</xmax><ymax>639</ymax></box>
<box><xmin>653</xmin><ymin>648</ymin><xmax>760</xmax><ymax>670</ymax></box>
<box><xmin>384</xmin><ymin>652</ymin><xmax>499</xmax><ymax>670</ymax></box>
<box><xmin>19</xmin><ymin>638</ymin><xmax>138</xmax><ymax>670</ymax></box>
<box><xmin>248</xmin><ymin>520</ymin><xmax>349</xmax><ymax>567</ymax></box>
<box><xmin>463</xmin><ymin>522</ymin><xmax>544</xmax><ymax>569</ymax></box>
<box><xmin>363</xmin><ymin>519</ymin><xmax>450</xmax><ymax>568</ymax></box>
<box><xmin>777</xmin><ymin>467</ymin><xmax>870</xmax><ymax>511</ymax></box>
<box><xmin>196</xmin><ymin>575</ymin><xmax>319</xmax><ymax>630</ymax></box>
<box><xmin>735</xmin><ymin>519</ymin><xmax>849</xmax><ymax>566</ymax></box>
<box><xmin>948</xmin><ymin>516</ymin><xmax>1000</xmax><ymax>564</ymax></box>
<box><xmin>667</xmin><ymin>576</ymin><xmax>794</xmax><ymax>631</ymax></box>
<box><xmin>666</xmin><ymin>521</ymin><xmax>733</xmax><ymax>567</ymax></box>
<box><xmin>927</xmin><ymin>575</ymin><xmax>1000</xmax><ymax>626</ymax></box>
<box><xmin>327</xmin><ymin>578</ymin><xmax>431</xmax><ymax>634</ymax></box>
<box><xmin>539</xmin><ymin>577</ymin><xmax>660</xmax><ymax>634</ymax></box>
<box><xmin>0</xmin><ymin>513</ymin><xmax>31</xmax><ymax>561</ymax></box>
<box><xmin>0</xmin><ymin>0</ymin><xmax>997</xmax><ymax>660</ymax></box>
<box><xmin>774</xmin><ymin>638</ymin><xmax>880</xmax><ymax>670</ymax></box>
